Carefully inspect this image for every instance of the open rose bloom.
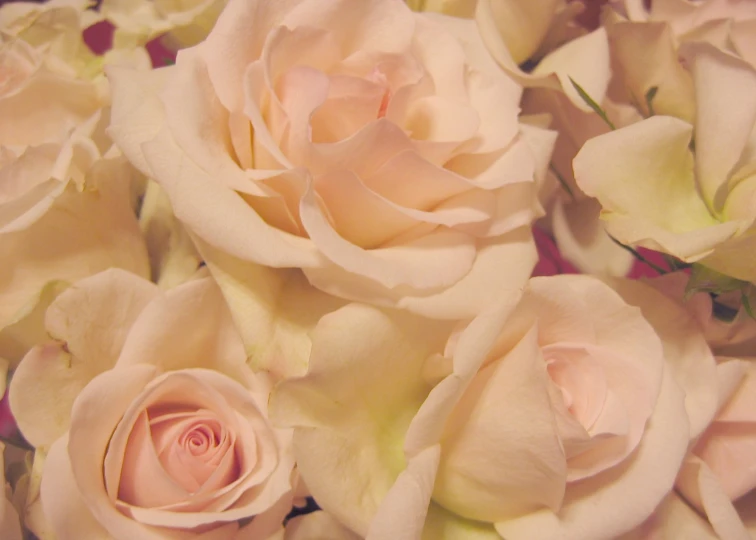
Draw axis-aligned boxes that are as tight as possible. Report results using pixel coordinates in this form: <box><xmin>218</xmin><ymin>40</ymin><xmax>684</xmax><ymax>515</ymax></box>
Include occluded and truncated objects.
<box><xmin>107</xmin><ymin>0</ymin><xmax>546</xmax><ymax>321</ymax></box>
<box><xmin>5</xmin><ymin>0</ymin><xmax>756</xmax><ymax>538</ymax></box>
<box><xmin>271</xmin><ymin>275</ymin><xmax>722</xmax><ymax>539</ymax></box>
<box><xmin>10</xmin><ymin>270</ymin><xmax>295</xmax><ymax>539</ymax></box>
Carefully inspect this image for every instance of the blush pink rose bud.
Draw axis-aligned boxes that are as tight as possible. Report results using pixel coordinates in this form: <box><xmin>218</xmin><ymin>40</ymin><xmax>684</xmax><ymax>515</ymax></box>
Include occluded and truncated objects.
<box><xmin>10</xmin><ymin>269</ymin><xmax>295</xmax><ymax>539</ymax></box>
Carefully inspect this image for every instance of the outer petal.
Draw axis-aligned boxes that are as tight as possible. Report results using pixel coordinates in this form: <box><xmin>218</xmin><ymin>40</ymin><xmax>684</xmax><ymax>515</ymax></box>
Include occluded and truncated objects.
<box><xmin>607</xmin><ymin>21</ymin><xmax>695</xmax><ymax>122</ymax></box>
<box><xmin>0</xmin><ymin>157</ymin><xmax>150</xmax><ymax>332</ymax></box>
<box><xmin>40</xmin><ymin>435</ymin><xmax>111</xmax><ymax>539</ymax></box>
<box><xmin>676</xmin><ymin>457</ymin><xmax>751</xmax><ymax>540</ymax></box>
<box><xmin>304</xmin><ymin>229</ymin><xmax>536</xmax><ymax>320</ymax></box>
<box><xmin>115</xmin><ymin>276</ymin><xmax>251</xmax><ymax>384</ymax></box>
<box><xmin>606</xmin><ymin>277</ymin><xmax>719</xmax><ymax>439</ymax></box>
<box><xmin>495</xmin><ymin>366</ymin><xmax>689</xmax><ymax>540</ymax></box>
<box><xmin>420</xmin><ymin>503</ymin><xmax>501</xmax><ymax>540</ymax></box>
<box><xmin>106</xmin><ymin>65</ymin><xmax>173</xmax><ymax>176</ymax></box>
<box><xmin>46</xmin><ymin>268</ymin><xmax>158</xmax><ymax>371</ymax></box>
<box><xmin>141</xmin><ymin>127</ymin><xmax>323</xmax><ymax>268</ymax></box>
<box><xmin>618</xmin><ymin>493</ymin><xmax>718</xmax><ymax>539</ymax></box>
<box><xmin>689</xmin><ymin>43</ymin><xmax>756</xmax><ymax>210</ymax></box>
<box><xmin>285</xmin><ymin>511</ymin><xmax>362</xmax><ymax>540</ymax></box>
<box><xmin>574</xmin><ymin>115</ymin><xmax>738</xmax><ymax>261</ymax></box>
<box><xmin>366</xmin><ymin>445</ymin><xmax>441</xmax><ymax>540</ymax></box>
<box><xmin>196</xmin><ymin>238</ymin><xmax>346</xmax><ymax>380</ymax></box>
<box><xmin>433</xmin><ymin>326</ymin><xmax>566</xmax><ymax>523</ymax></box>
<box><xmin>270</xmin><ymin>304</ymin><xmax>454</xmax><ymax>536</ymax></box>
<box><xmin>482</xmin><ymin>0</ymin><xmax>562</xmax><ymax>64</ymax></box>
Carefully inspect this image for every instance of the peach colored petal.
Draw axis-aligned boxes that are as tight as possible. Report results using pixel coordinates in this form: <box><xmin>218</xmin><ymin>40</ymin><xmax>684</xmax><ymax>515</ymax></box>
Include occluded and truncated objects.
<box><xmin>689</xmin><ymin>43</ymin><xmax>756</xmax><ymax>211</ymax></box>
<box><xmin>366</xmin><ymin>445</ymin><xmax>441</xmax><ymax>540</ymax></box>
<box><xmin>41</xmin><ymin>435</ymin><xmax>112</xmax><ymax>539</ymax></box>
<box><xmin>115</xmin><ymin>277</ymin><xmax>249</xmax><ymax>383</ymax></box>
<box><xmin>106</xmin><ymin>64</ymin><xmax>173</xmax><ymax>176</ymax></box>
<box><xmin>271</xmin><ymin>304</ymin><xmax>453</xmax><ymax>536</ymax></box>
<box><xmin>607</xmin><ymin>277</ymin><xmax>719</xmax><ymax>439</ymax></box>
<box><xmin>195</xmin><ymin>238</ymin><xmax>346</xmax><ymax>380</ymax></box>
<box><xmin>300</xmin><ymin>179</ymin><xmax>476</xmax><ymax>290</ymax></box>
<box><xmin>303</xmin><ymin>229</ymin><xmax>536</xmax><ymax>320</ymax></box>
<box><xmin>574</xmin><ymin>116</ymin><xmax>738</xmax><ymax>261</ymax></box>
<box><xmin>619</xmin><ymin>492</ymin><xmax>718</xmax><ymax>539</ymax></box>
<box><xmin>495</xmin><ymin>367</ymin><xmax>690</xmax><ymax>540</ymax></box>
<box><xmin>607</xmin><ymin>21</ymin><xmax>695</xmax><ymax>122</ymax></box>
<box><xmin>434</xmin><ymin>325</ymin><xmax>567</xmax><ymax>522</ymax></box>
<box><xmin>0</xmin><ymin>157</ymin><xmax>151</xmax><ymax>331</ymax></box>
<box><xmin>46</xmin><ymin>268</ymin><xmax>158</xmax><ymax>371</ymax></box>
<box><xmin>140</xmin><ymin>127</ymin><xmax>323</xmax><ymax>268</ymax></box>
<box><xmin>677</xmin><ymin>457</ymin><xmax>751</xmax><ymax>540</ymax></box>
<box><xmin>418</xmin><ymin>502</ymin><xmax>501</xmax><ymax>540</ymax></box>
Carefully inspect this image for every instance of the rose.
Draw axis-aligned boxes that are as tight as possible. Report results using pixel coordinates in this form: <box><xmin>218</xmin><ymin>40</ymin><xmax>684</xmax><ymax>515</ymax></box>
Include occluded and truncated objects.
<box><xmin>10</xmin><ymin>269</ymin><xmax>294</xmax><ymax>539</ymax></box>
<box><xmin>574</xmin><ymin>44</ymin><xmax>756</xmax><ymax>284</ymax></box>
<box><xmin>108</xmin><ymin>0</ymin><xmax>545</xmax><ymax>321</ymax></box>
<box><xmin>605</xmin><ymin>0</ymin><xmax>756</xmax><ymax>125</ymax></box>
<box><xmin>272</xmin><ymin>274</ymin><xmax>715</xmax><ymax>538</ymax></box>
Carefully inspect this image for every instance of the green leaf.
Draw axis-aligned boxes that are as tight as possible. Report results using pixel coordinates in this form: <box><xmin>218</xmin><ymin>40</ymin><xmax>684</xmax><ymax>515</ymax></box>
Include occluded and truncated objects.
<box><xmin>685</xmin><ymin>264</ymin><xmax>745</xmax><ymax>299</ymax></box>
<box><xmin>549</xmin><ymin>163</ymin><xmax>575</xmax><ymax>200</ymax></box>
<box><xmin>569</xmin><ymin>78</ymin><xmax>616</xmax><ymax>130</ymax></box>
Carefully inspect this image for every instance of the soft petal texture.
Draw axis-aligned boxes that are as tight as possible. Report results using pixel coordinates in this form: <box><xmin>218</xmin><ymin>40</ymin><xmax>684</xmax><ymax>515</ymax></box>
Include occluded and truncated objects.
<box><xmin>10</xmin><ymin>269</ymin><xmax>157</xmax><ymax>449</ymax></box>
<box><xmin>494</xmin><ymin>367</ymin><xmax>689</xmax><ymax>540</ymax></box>
<box><xmin>606</xmin><ymin>20</ymin><xmax>696</xmax><ymax>122</ymax></box>
<box><xmin>574</xmin><ymin>115</ymin><xmax>737</xmax><ymax>261</ymax></box>
<box><xmin>0</xmin><ymin>157</ymin><xmax>150</xmax><ymax>361</ymax></box>
<box><xmin>619</xmin><ymin>492</ymin><xmax>718</xmax><ymax>539</ymax></box>
<box><xmin>108</xmin><ymin>0</ymin><xmax>542</xmax><ymax>319</ymax></box>
<box><xmin>12</xmin><ymin>270</ymin><xmax>296</xmax><ymax>538</ymax></box>
<box><xmin>676</xmin><ymin>457</ymin><xmax>751</xmax><ymax>540</ymax></box>
<box><xmin>271</xmin><ymin>304</ymin><xmax>454</xmax><ymax>536</ymax></box>
<box><xmin>196</xmin><ymin>238</ymin><xmax>346</xmax><ymax>379</ymax></box>
<box><xmin>274</xmin><ymin>274</ymin><xmax>692</xmax><ymax>539</ymax></box>
<box><xmin>606</xmin><ymin>277</ymin><xmax>719</xmax><ymax>439</ymax></box>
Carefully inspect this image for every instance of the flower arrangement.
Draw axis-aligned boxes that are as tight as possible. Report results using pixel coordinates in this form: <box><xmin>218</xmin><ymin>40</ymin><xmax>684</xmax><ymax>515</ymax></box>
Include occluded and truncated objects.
<box><xmin>1</xmin><ymin>0</ymin><xmax>756</xmax><ymax>538</ymax></box>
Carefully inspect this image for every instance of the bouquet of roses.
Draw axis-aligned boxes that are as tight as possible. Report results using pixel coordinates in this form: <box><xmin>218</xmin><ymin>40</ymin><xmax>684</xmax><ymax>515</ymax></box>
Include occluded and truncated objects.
<box><xmin>2</xmin><ymin>0</ymin><xmax>756</xmax><ymax>538</ymax></box>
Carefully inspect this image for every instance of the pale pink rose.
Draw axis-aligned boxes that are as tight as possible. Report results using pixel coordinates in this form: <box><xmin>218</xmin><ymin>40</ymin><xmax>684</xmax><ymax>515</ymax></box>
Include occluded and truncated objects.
<box><xmin>10</xmin><ymin>269</ymin><xmax>294</xmax><ymax>539</ymax></box>
<box><xmin>606</xmin><ymin>0</ymin><xmax>756</xmax><ymax>124</ymax></box>
<box><xmin>574</xmin><ymin>44</ymin><xmax>756</xmax><ymax>284</ymax></box>
<box><xmin>272</xmin><ymin>275</ymin><xmax>713</xmax><ymax>539</ymax></box>
<box><xmin>108</xmin><ymin>0</ymin><xmax>543</xmax><ymax>321</ymax></box>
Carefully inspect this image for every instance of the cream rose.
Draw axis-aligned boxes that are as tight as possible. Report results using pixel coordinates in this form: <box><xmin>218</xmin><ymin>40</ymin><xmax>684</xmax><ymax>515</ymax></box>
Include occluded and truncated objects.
<box><xmin>574</xmin><ymin>43</ymin><xmax>756</xmax><ymax>284</ymax></box>
<box><xmin>10</xmin><ymin>269</ymin><xmax>295</xmax><ymax>539</ymax></box>
<box><xmin>108</xmin><ymin>0</ymin><xmax>544</xmax><ymax>321</ymax></box>
<box><xmin>271</xmin><ymin>275</ymin><xmax>715</xmax><ymax>539</ymax></box>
